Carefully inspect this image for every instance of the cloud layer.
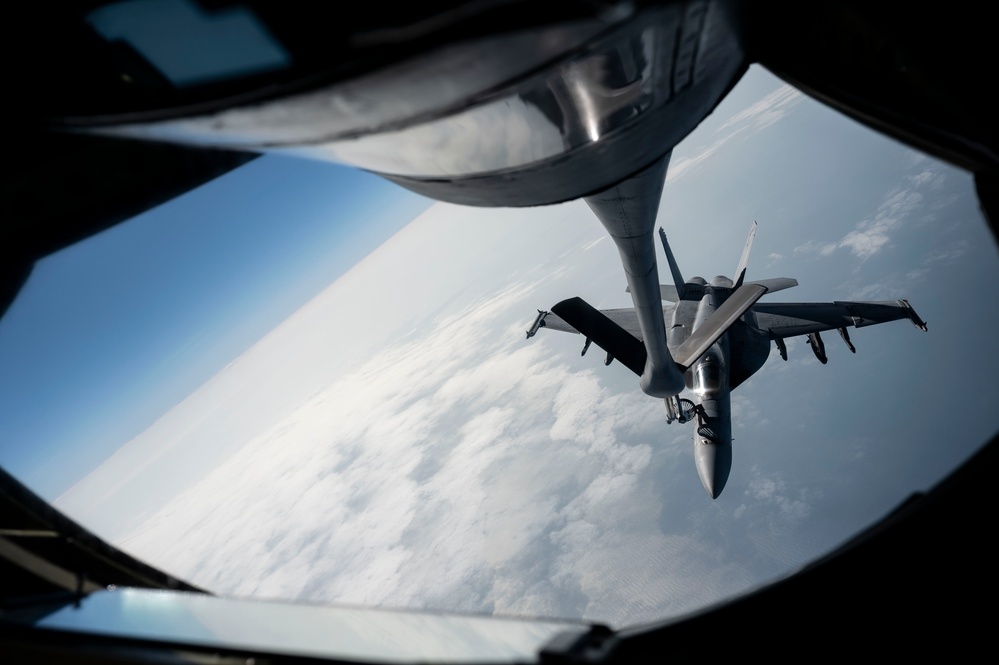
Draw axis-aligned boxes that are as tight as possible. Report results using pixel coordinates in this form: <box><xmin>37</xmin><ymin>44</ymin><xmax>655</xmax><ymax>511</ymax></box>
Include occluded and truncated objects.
<box><xmin>115</xmin><ymin>268</ymin><xmax>760</xmax><ymax>625</ymax></box>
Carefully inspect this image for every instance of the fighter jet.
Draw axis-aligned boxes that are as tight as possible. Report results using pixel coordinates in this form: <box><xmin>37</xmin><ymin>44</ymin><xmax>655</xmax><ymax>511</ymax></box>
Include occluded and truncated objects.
<box><xmin>526</xmin><ymin>156</ymin><xmax>926</xmax><ymax>499</ymax></box>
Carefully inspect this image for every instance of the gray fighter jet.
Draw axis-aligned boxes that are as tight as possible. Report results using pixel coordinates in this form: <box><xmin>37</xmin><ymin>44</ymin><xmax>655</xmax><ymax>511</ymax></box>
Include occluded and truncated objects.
<box><xmin>526</xmin><ymin>155</ymin><xmax>926</xmax><ymax>499</ymax></box>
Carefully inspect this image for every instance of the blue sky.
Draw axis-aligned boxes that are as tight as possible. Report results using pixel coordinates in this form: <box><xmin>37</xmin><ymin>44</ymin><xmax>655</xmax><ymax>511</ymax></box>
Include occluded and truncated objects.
<box><xmin>1</xmin><ymin>66</ymin><xmax>997</xmax><ymax>625</ymax></box>
<box><xmin>0</xmin><ymin>157</ymin><xmax>431</xmax><ymax>496</ymax></box>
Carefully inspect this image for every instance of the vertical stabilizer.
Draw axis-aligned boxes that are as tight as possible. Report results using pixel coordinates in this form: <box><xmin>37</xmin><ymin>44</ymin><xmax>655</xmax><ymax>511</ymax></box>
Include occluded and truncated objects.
<box><xmin>733</xmin><ymin>220</ymin><xmax>757</xmax><ymax>288</ymax></box>
<box><xmin>658</xmin><ymin>227</ymin><xmax>686</xmax><ymax>299</ymax></box>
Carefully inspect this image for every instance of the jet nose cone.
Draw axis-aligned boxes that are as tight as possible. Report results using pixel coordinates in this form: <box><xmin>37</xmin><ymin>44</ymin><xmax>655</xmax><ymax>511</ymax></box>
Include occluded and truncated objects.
<box><xmin>694</xmin><ymin>437</ymin><xmax>732</xmax><ymax>499</ymax></box>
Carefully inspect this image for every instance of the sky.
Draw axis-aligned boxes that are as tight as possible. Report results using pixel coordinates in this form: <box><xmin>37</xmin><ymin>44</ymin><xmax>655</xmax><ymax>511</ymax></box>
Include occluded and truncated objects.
<box><xmin>1</xmin><ymin>65</ymin><xmax>997</xmax><ymax>627</ymax></box>
<box><xmin>0</xmin><ymin>157</ymin><xmax>432</xmax><ymax>494</ymax></box>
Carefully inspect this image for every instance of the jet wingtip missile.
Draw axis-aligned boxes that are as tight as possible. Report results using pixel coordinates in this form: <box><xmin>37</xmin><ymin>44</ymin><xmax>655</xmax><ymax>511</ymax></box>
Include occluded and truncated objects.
<box><xmin>900</xmin><ymin>299</ymin><xmax>928</xmax><ymax>331</ymax></box>
<box><xmin>526</xmin><ymin>310</ymin><xmax>549</xmax><ymax>338</ymax></box>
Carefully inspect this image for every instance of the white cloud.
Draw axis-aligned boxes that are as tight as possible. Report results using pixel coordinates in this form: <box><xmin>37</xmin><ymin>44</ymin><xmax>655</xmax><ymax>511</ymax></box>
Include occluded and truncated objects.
<box><xmin>842</xmin><ymin>236</ymin><xmax>971</xmax><ymax>299</ymax></box>
<box><xmin>838</xmin><ymin>189</ymin><xmax>923</xmax><ymax>259</ymax></box>
<box><xmin>668</xmin><ymin>84</ymin><xmax>803</xmax><ymax>183</ymax></box>
<box><xmin>798</xmin><ymin>163</ymin><xmax>946</xmax><ymax>262</ymax></box>
<box><xmin>101</xmin><ymin>205</ymin><xmax>810</xmax><ymax>628</ymax></box>
<box><xmin>715</xmin><ymin>84</ymin><xmax>804</xmax><ymax>134</ymax></box>
<box><xmin>734</xmin><ymin>467</ymin><xmax>811</xmax><ymax>525</ymax></box>
<box><xmin>909</xmin><ymin>169</ymin><xmax>944</xmax><ymax>189</ymax></box>
<box><xmin>924</xmin><ymin>240</ymin><xmax>970</xmax><ymax>265</ymax></box>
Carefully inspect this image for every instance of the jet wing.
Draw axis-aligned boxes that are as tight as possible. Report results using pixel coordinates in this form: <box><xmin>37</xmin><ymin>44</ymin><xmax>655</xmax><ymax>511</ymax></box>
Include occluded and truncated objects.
<box><xmin>534</xmin><ymin>307</ymin><xmax>673</xmax><ymax>340</ymax></box>
<box><xmin>752</xmin><ymin>300</ymin><xmax>927</xmax><ymax>339</ymax></box>
<box><xmin>547</xmin><ymin>299</ymin><xmax>646</xmax><ymax>375</ymax></box>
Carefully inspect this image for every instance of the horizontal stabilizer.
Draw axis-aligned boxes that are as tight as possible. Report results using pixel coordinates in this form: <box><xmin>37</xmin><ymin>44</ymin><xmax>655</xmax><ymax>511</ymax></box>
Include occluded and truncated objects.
<box><xmin>551</xmin><ymin>297</ymin><xmax>647</xmax><ymax>376</ymax></box>
<box><xmin>745</xmin><ymin>277</ymin><xmax>797</xmax><ymax>293</ymax></box>
<box><xmin>673</xmin><ymin>284</ymin><xmax>769</xmax><ymax>369</ymax></box>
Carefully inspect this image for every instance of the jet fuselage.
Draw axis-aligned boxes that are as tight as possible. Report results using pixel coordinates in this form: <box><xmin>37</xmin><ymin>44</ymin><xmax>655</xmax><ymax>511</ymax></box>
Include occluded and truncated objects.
<box><xmin>662</xmin><ymin>274</ymin><xmax>773</xmax><ymax>496</ymax></box>
<box><xmin>670</xmin><ymin>276</ymin><xmax>732</xmax><ymax>497</ymax></box>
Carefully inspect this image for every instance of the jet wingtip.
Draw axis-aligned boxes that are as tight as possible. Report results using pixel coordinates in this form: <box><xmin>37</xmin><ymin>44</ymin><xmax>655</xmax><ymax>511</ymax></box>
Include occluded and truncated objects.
<box><xmin>900</xmin><ymin>299</ymin><xmax>928</xmax><ymax>331</ymax></box>
<box><xmin>525</xmin><ymin>309</ymin><xmax>550</xmax><ymax>338</ymax></box>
